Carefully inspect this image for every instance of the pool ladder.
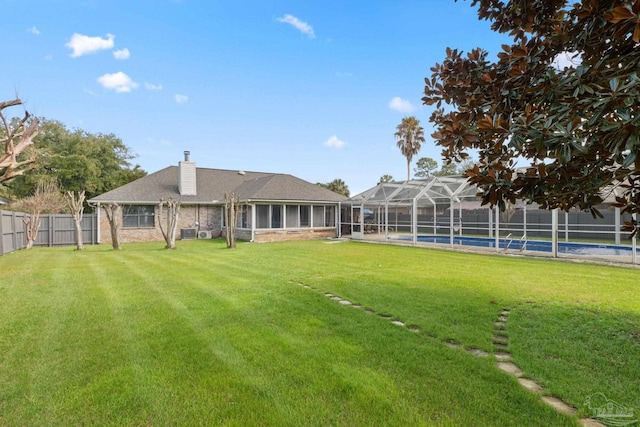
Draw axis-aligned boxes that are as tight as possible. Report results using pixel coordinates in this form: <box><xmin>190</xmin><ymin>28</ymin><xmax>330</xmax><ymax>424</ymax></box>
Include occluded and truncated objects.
<box><xmin>503</xmin><ymin>234</ymin><xmax>528</xmax><ymax>252</ymax></box>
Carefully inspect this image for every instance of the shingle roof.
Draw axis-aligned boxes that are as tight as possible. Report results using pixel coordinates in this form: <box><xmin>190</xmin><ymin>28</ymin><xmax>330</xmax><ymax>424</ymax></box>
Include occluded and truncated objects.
<box><xmin>88</xmin><ymin>166</ymin><xmax>346</xmax><ymax>204</ymax></box>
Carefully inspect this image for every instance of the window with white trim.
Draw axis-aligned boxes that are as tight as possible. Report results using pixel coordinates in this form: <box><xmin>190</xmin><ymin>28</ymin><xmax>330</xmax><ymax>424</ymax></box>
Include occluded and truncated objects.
<box><xmin>122</xmin><ymin>205</ymin><xmax>155</xmax><ymax>228</ymax></box>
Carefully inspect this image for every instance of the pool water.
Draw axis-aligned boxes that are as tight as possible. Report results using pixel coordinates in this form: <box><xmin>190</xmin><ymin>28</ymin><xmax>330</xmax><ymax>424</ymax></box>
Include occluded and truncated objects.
<box><xmin>394</xmin><ymin>235</ymin><xmax>636</xmax><ymax>256</ymax></box>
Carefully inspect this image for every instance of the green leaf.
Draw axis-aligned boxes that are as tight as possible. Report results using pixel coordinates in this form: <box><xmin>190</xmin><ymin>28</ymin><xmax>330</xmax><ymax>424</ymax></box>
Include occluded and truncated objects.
<box><xmin>609</xmin><ymin>77</ymin><xmax>620</xmax><ymax>92</ymax></box>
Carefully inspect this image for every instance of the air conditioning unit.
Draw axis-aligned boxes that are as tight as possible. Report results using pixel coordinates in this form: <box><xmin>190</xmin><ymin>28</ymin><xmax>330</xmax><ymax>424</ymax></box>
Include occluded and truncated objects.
<box><xmin>180</xmin><ymin>228</ymin><xmax>197</xmax><ymax>239</ymax></box>
<box><xmin>198</xmin><ymin>230</ymin><xmax>212</xmax><ymax>239</ymax></box>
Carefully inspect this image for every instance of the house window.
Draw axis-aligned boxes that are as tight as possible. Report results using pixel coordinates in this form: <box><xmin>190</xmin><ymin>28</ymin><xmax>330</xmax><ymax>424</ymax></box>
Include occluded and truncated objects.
<box><xmin>300</xmin><ymin>205</ymin><xmax>310</xmax><ymax>227</ymax></box>
<box><xmin>256</xmin><ymin>205</ymin><xmax>270</xmax><ymax>228</ymax></box>
<box><xmin>313</xmin><ymin>206</ymin><xmax>324</xmax><ymax>228</ymax></box>
<box><xmin>271</xmin><ymin>205</ymin><xmax>282</xmax><ymax>228</ymax></box>
<box><xmin>286</xmin><ymin>205</ymin><xmax>299</xmax><ymax>228</ymax></box>
<box><xmin>325</xmin><ymin>206</ymin><xmax>336</xmax><ymax>227</ymax></box>
<box><xmin>123</xmin><ymin>205</ymin><xmax>155</xmax><ymax>228</ymax></box>
<box><xmin>240</xmin><ymin>205</ymin><xmax>251</xmax><ymax>228</ymax></box>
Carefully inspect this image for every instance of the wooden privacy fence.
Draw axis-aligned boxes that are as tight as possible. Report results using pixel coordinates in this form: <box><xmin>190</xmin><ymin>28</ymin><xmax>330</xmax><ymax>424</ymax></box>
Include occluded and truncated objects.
<box><xmin>0</xmin><ymin>210</ymin><xmax>98</xmax><ymax>256</ymax></box>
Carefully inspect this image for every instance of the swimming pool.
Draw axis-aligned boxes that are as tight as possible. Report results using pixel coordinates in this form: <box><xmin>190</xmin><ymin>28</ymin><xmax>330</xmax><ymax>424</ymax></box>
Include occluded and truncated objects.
<box><xmin>393</xmin><ymin>235</ymin><xmax>637</xmax><ymax>256</ymax></box>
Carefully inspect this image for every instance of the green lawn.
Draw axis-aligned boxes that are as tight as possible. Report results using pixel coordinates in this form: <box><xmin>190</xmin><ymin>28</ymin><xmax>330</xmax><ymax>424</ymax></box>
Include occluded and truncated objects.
<box><xmin>0</xmin><ymin>239</ymin><xmax>638</xmax><ymax>426</ymax></box>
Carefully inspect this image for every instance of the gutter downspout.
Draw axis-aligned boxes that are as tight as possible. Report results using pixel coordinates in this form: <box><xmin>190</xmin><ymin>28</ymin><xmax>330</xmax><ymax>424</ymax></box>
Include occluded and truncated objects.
<box><xmin>251</xmin><ymin>203</ymin><xmax>256</xmax><ymax>242</ymax></box>
<box><xmin>94</xmin><ymin>202</ymin><xmax>101</xmax><ymax>244</ymax></box>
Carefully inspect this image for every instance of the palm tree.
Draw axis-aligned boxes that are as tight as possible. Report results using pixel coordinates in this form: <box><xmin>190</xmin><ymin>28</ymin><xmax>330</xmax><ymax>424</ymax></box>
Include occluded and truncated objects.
<box><xmin>394</xmin><ymin>116</ymin><xmax>425</xmax><ymax>181</ymax></box>
<box><xmin>318</xmin><ymin>178</ymin><xmax>350</xmax><ymax>197</ymax></box>
<box><xmin>378</xmin><ymin>174</ymin><xmax>393</xmax><ymax>184</ymax></box>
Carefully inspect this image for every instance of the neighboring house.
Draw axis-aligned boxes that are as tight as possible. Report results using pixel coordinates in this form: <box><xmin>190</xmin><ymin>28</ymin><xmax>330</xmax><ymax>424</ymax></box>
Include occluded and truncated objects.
<box><xmin>88</xmin><ymin>152</ymin><xmax>347</xmax><ymax>244</ymax></box>
<box><xmin>0</xmin><ymin>196</ymin><xmax>11</xmax><ymax>205</ymax></box>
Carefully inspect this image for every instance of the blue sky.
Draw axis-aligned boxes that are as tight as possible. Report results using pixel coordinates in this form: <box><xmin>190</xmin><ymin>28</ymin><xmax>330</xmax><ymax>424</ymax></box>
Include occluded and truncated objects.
<box><xmin>2</xmin><ymin>0</ymin><xmax>511</xmax><ymax>195</ymax></box>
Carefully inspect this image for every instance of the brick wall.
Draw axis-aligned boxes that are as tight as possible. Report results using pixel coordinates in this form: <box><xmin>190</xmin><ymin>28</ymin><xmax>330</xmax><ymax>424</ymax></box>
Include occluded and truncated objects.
<box><xmin>98</xmin><ymin>204</ymin><xmax>338</xmax><ymax>244</ymax></box>
<box><xmin>98</xmin><ymin>204</ymin><xmax>223</xmax><ymax>244</ymax></box>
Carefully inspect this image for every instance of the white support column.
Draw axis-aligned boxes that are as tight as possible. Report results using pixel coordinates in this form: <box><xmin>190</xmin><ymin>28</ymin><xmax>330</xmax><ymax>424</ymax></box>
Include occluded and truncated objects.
<box><xmin>96</xmin><ymin>203</ymin><xmax>101</xmax><ymax>244</ymax></box>
<box><xmin>433</xmin><ymin>205</ymin><xmax>437</xmax><ymax>235</ymax></box>
<box><xmin>411</xmin><ymin>197</ymin><xmax>418</xmax><ymax>244</ymax></box>
<box><xmin>495</xmin><ymin>205</ymin><xmax>500</xmax><ymax>252</ymax></box>
<box><xmin>633</xmin><ymin>213</ymin><xmax>637</xmax><ymax>265</ymax></box>
<box><xmin>458</xmin><ymin>201</ymin><xmax>463</xmax><ymax>236</ymax></box>
<box><xmin>523</xmin><ymin>204</ymin><xmax>527</xmax><ymax>240</ymax></box>
<box><xmin>385</xmin><ymin>203</ymin><xmax>389</xmax><ymax>240</ymax></box>
<box><xmin>552</xmin><ymin>208</ymin><xmax>559</xmax><ymax>258</ymax></box>
<box><xmin>564</xmin><ymin>211</ymin><xmax>569</xmax><ymax>242</ymax></box>
<box><xmin>251</xmin><ymin>204</ymin><xmax>256</xmax><ymax>242</ymax></box>
<box><xmin>450</xmin><ymin>198</ymin><xmax>454</xmax><ymax>247</ymax></box>
<box><xmin>489</xmin><ymin>208</ymin><xmax>493</xmax><ymax>238</ymax></box>
<box><xmin>615</xmin><ymin>207</ymin><xmax>621</xmax><ymax>245</ymax></box>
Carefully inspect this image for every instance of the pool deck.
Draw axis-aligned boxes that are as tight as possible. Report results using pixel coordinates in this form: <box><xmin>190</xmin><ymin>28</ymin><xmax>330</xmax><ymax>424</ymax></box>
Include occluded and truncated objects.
<box><xmin>354</xmin><ymin>233</ymin><xmax>640</xmax><ymax>268</ymax></box>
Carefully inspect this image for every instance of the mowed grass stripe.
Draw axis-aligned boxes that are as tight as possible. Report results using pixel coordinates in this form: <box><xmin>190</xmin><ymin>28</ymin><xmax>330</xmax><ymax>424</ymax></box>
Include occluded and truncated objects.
<box><xmin>84</xmin><ymin>249</ymin><xmax>265</xmax><ymax>425</ymax></box>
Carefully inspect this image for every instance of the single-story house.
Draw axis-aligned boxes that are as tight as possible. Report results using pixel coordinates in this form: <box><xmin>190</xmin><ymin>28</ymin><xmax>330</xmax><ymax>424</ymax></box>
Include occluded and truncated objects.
<box><xmin>0</xmin><ymin>195</ymin><xmax>11</xmax><ymax>205</ymax></box>
<box><xmin>88</xmin><ymin>152</ymin><xmax>347</xmax><ymax>244</ymax></box>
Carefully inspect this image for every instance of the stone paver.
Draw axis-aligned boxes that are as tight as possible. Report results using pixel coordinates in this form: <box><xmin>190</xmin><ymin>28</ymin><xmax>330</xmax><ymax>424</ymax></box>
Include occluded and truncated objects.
<box><xmin>466</xmin><ymin>348</ymin><xmax>489</xmax><ymax>357</ymax></box>
<box><xmin>541</xmin><ymin>396</ymin><xmax>577</xmax><ymax>416</ymax></box>
<box><xmin>518</xmin><ymin>378</ymin><xmax>543</xmax><ymax>393</ymax></box>
<box><xmin>339</xmin><ymin>300</ymin><xmax>352</xmax><ymax>305</ymax></box>
<box><xmin>391</xmin><ymin>320</ymin><xmax>405</xmax><ymax>327</ymax></box>
<box><xmin>497</xmin><ymin>362</ymin><xmax>523</xmax><ymax>377</ymax></box>
<box><xmin>494</xmin><ymin>352</ymin><xmax>512</xmax><ymax>361</ymax></box>
<box><xmin>578</xmin><ymin>418</ymin><xmax>607</xmax><ymax>427</ymax></box>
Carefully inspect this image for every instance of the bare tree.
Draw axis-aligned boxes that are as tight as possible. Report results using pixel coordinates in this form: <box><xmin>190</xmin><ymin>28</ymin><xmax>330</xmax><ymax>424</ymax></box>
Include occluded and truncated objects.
<box><xmin>103</xmin><ymin>203</ymin><xmax>122</xmax><ymax>250</ymax></box>
<box><xmin>224</xmin><ymin>192</ymin><xmax>239</xmax><ymax>248</ymax></box>
<box><xmin>157</xmin><ymin>197</ymin><xmax>180</xmax><ymax>249</ymax></box>
<box><xmin>0</xmin><ymin>98</ymin><xmax>41</xmax><ymax>183</ymax></box>
<box><xmin>12</xmin><ymin>179</ymin><xmax>64</xmax><ymax>249</ymax></box>
<box><xmin>65</xmin><ymin>190</ymin><xmax>86</xmax><ymax>250</ymax></box>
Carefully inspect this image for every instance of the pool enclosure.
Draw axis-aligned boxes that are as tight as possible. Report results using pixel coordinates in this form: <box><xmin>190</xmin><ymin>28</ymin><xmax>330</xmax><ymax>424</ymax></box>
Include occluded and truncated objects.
<box><xmin>342</xmin><ymin>176</ymin><xmax>638</xmax><ymax>264</ymax></box>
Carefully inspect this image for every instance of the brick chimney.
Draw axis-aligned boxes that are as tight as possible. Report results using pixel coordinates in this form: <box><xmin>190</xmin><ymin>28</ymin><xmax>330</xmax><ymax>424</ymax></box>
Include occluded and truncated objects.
<box><xmin>179</xmin><ymin>151</ymin><xmax>196</xmax><ymax>196</ymax></box>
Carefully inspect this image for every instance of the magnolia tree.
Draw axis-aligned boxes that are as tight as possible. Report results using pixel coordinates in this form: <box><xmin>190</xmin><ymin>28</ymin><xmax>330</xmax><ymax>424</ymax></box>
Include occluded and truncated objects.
<box><xmin>423</xmin><ymin>0</ymin><xmax>640</xmax><ymax>235</ymax></box>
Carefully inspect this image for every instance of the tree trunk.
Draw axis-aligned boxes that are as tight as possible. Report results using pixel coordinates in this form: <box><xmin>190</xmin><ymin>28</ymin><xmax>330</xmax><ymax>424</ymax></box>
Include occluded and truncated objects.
<box><xmin>23</xmin><ymin>213</ymin><xmax>41</xmax><ymax>250</ymax></box>
<box><xmin>157</xmin><ymin>197</ymin><xmax>180</xmax><ymax>249</ymax></box>
<box><xmin>225</xmin><ymin>193</ymin><xmax>239</xmax><ymax>249</ymax></box>
<box><xmin>65</xmin><ymin>191</ymin><xmax>85</xmax><ymax>250</ymax></box>
<box><xmin>103</xmin><ymin>204</ymin><xmax>122</xmax><ymax>250</ymax></box>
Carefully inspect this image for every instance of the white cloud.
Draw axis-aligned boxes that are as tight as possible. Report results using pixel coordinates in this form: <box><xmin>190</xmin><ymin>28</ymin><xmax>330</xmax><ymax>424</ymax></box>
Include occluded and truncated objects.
<box><xmin>277</xmin><ymin>14</ymin><xmax>315</xmax><ymax>39</ymax></box>
<box><xmin>145</xmin><ymin>82</ymin><xmax>163</xmax><ymax>91</ymax></box>
<box><xmin>113</xmin><ymin>48</ymin><xmax>130</xmax><ymax>60</ymax></box>
<box><xmin>97</xmin><ymin>72</ymin><xmax>138</xmax><ymax>93</ymax></box>
<box><xmin>66</xmin><ymin>33</ymin><xmax>115</xmax><ymax>57</ymax></box>
<box><xmin>28</xmin><ymin>26</ymin><xmax>40</xmax><ymax>35</ymax></box>
<box><xmin>388</xmin><ymin>96</ymin><xmax>415</xmax><ymax>113</ymax></box>
<box><xmin>174</xmin><ymin>94</ymin><xmax>189</xmax><ymax>104</ymax></box>
<box><xmin>324</xmin><ymin>135</ymin><xmax>345</xmax><ymax>149</ymax></box>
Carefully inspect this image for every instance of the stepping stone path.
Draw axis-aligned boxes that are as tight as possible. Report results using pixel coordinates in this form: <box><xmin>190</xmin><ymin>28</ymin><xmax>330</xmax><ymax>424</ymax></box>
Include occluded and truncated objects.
<box><xmin>293</xmin><ymin>281</ymin><xmax>605</xmax><ymax>426</ymax></box>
